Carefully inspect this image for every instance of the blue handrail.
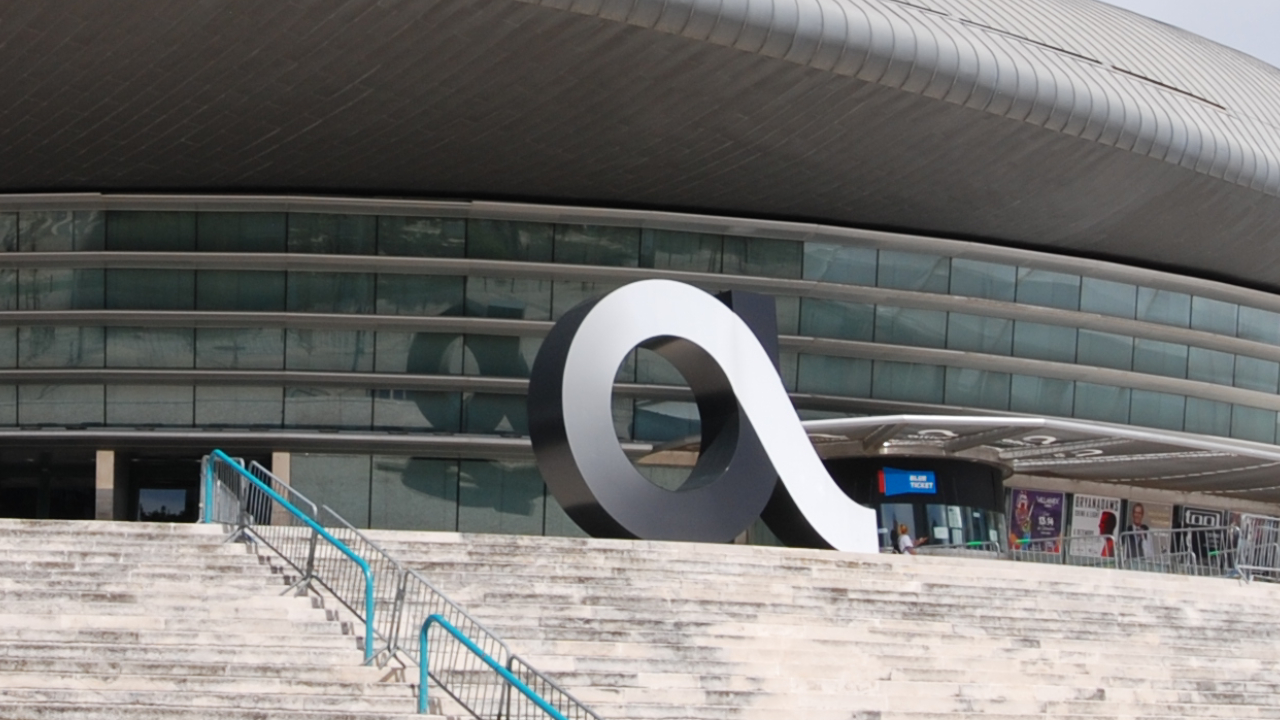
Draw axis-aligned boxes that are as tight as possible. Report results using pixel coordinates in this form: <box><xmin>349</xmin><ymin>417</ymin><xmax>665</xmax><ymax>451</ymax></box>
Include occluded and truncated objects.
<box><xmin>419</xmin><ymin>614</ymin><xmax>568</xmax><ymax>720</ymax></box>
<box><xmin>208</xmin><ymin>449</ymin><xmax>377</xmax><ymax>663</ymax></box>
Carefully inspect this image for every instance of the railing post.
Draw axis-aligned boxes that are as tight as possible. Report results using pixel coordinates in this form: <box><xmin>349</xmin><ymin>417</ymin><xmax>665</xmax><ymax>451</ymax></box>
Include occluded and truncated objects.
<box><xmin>388</xmin><ymin>569</ymin><xmax>408</xmax><ymax>659</ymax></box>
<box><xmin>303</xmin><ymin>528</ymin><xmax>319</xmax><ymax>590</ymax></box>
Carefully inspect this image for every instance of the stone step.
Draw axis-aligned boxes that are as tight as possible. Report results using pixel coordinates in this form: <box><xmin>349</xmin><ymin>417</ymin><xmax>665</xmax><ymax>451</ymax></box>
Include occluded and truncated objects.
<box><xmin>0</xmin><ymin>703</ymin><xmax>445</xmax><ymax>720</ymax></box>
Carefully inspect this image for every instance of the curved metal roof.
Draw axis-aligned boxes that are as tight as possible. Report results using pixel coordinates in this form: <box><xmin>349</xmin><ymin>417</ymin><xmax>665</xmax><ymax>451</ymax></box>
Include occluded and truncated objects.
<box><xmin>5</xmin><ymin>1</ymin><xmax>1280</xmax><ymax>287</ymax></box>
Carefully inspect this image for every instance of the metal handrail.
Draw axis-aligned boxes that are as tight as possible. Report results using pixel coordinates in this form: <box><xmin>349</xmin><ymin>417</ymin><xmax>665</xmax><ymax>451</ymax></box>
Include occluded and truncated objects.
<box><xmin>419</xmin><ymin>614</ymin><xmax>568</xmax><ymax>720</ymax></box>
<box><xmin>206</xmin><ymin>449</ymin><xmax>376</xmax><ymax>663</ymax></box>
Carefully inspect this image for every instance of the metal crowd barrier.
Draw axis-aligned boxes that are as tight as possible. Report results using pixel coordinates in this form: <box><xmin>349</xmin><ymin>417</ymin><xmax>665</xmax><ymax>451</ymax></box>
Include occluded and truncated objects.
<box><xmin>1005</xmin><ymin>526</ymin><xmax>1249</xmax><ymax>579</ymax></box>
<box><xmin>201</xmin><ymin>450</ymin><xmax>602</xmax><ymax>720</ymax></box>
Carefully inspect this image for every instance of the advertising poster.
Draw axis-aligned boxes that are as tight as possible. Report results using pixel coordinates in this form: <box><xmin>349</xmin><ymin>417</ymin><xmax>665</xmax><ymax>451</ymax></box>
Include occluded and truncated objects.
<box><xmin>1069</xmin><ymin>494</ymin><xmax>1122</xmax><ymax>558</ymax></box>
<box><xmin>1120</xmin><ymin>500</ymin><xmax>1173</xmax><ymax>558</ymax></box>
<box><xmin>1178</xmin><ymin>506</ymin><xmax>1229</xmax><ymax>558</ymax></box>
<box><xmin>1007</xmin><ymin>489</ymin><xmax>1065</xmax><ymax>551</ymax></box>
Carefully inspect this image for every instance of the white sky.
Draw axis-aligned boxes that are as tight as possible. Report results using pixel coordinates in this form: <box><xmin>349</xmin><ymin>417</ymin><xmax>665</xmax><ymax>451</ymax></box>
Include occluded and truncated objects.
<box><xmin>1103</xmin><ymin>1</ymin><xmax>1280</xmax><ymax>69</ymax></box>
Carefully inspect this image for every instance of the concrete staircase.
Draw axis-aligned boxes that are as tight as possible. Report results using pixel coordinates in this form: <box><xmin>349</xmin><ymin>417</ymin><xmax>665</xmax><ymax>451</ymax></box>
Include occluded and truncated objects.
<box><xmin>0</xmin><ymin>519</ymin><xmax>438</xmax><ymax>720</ymax></box>
<box><xmin>363</xmin><ymin>531</ymin><xmax>1280</xmax><ymax>720</ymax></box>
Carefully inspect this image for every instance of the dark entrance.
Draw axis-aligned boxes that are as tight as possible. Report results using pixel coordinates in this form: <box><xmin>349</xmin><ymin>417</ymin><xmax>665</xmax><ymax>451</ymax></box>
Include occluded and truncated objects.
<box><xmin>122</xmin><ymin>452</ymin><xmax>271</xmax><ymax>523</ymax></box>
<box><xmin>0</xmin><ymin>449</ymin><xmax>96</xmax><ymax>520</ymax></box>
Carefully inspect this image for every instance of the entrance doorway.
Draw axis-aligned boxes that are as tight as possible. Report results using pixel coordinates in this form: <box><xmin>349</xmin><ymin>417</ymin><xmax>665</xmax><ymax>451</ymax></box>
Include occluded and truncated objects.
<box><xmin>0</xmin><ymin>450</ymin><xmax>95</xmax><ymax>520</ymax></box>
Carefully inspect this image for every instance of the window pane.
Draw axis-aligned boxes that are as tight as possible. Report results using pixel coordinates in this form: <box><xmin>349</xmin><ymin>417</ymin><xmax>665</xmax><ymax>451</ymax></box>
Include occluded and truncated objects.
<box><xmin>641</xmin><ymin>230</ymin><xmax>722</xmax><ymax>273</ymax></box>
<box><xmin>19</xmin><ymin>384</ymin><xmax>104</xmax><ymax>426</ymax></box>
<box><xmin>944</xmin><ymin>368</ymin><xmax>1010</xmax><ymax>410</ymax></box>
<box><xmin>291</xmin><ymin>454</ymin><xmax>371</xmax><ymax>527</ymax></box>
<box><xmin>796</xmin><ymin>355</ymin><xmax>871</xmax><ymax>397</ymax></box>
<box><xmin>467</xmin><ymin>220</ymin><xmax>552</xmax><ymax>262</ymax></box>
<box><xmin>776</xmin><ymin>296</ymin><xmax>800</xmax><ymax>336</ymax></box>
<box><xmin>1137</xmin><ymin>287</ymin><xmax>1191</xmax><ymax>327</ymax></box>
<box><xmin>0</xmin><ymin>214</ymin><xmax>13</xmax><ymax>251</ymax></box>
<box><xmin>803</xmin><ymin>243</ymin><xmax>875</xmax><ymax>285</ymax></box>
<box><xmin>877</xmin><ymin>251</ymin><xmax>949</xmax><ymax>293</ymax></box>
<box><xmin>288</xmin><ymin>272</ymin><xmax>373</xmax><ymax>314</ymax></box>
<box><xmin>875</xmin><ymin>307</ymin><xmax>946</xmax><ymax>348</ymax></box>
<box><xmin>196</xmin><ymin>271</ymin><xmax>286</xmax><ymax>311</ymax></box>
<box><xmin>612</xmin><ymin>396</ymin><xmax>635</xmax><ymax>440</ymax></box>
<box><xmin>195</xmin><ymin>386</ymin><xmax>283</xmax><ymax>427</ymax></box>
<box><xmin>635</xmin><ymin>347</ymin><xmax>686</xmax><ymax>386</ymax></box>
<box><xmin>872</xmin><ymin>361</ymin><xmax>944</xmax><ymax>404</ymax></box>
<box><xmin>1073</xmin><ymin>383</ymin><xmax>1130</xmax><ymax>424</ymax></box>
<box><xmin>106</xmin><ymin>270</ymin><xmax>195</xmax><ymax>310</ymax></box>
<box><xmin>18</xmin><ymin>327</ymin><xmax>102</xmax><ymax>368</ymax></box>
<box><xmin>800</xmin><ymin>298</ymin><xmax>873</xmax><ymax>341</ymax></box>
<box><xmin>554</xmin><ymin>225</ymin><xmax>639</xmax><ymax>267</ymax></box>
<box><xmin>458</xmin><ymin>460</ymin><xmax>545</xmax><ymax>535</ymax></box>
<box><xmin>1010</xmin><ymin>375</ymin><xmax>1074</xmax><ymax>417</ymax></box>
<box><xmin>1130</xmin><ymin>390</ymin><xmax>1185</xmax><ymax>431</ymax></box>
<box><xmin>20</xmin><ymin>269</ymin><xmax>104</xmax><ymax>310</ymax></box>
<box><xmin>1232</xmin><ymin>405</ymin><xmax>1276</xmax><ymax>444</ymax></box>
<box><xmin>1016</xmin><ymin>268</ymin><xmax>1080</xmax><ymax>310</ymax></box>
<box><xmin>545</xmin><ymin>494</ymin><xmax>589</xmax><ymax>538</ymax></box>
<box><xmin>373</xmin><ymin>390</ymin><xmax>462</xmax><ymax>432</ymax></box>
<box><xmin>551</xmin><ymin>280</ymin><xmax>623</xmax><ymax>320</ymax></box>
<box><xmin>0</xmin><ymin>386</ymin><xmax>16</xmax><ymax>425</ymax></box>
<box><xmin>723</xmin><ymin>237</ymin><xmax>801</xmax><ymax>279</ymax></box>
<box><xmin>464</xmin><ymin>336</ymin><xmax>540</xmax><ymax>378</ymax></box>
<box><xmin>1235</xmin><ymin>356</ymin><xmax>1279</xmax><ymax>393</ymax></box>
<box><xmin>371</xmin><ymin>457</ymin><xmax>458</xmax><ymax>531</ymax></box>
<box><xmin>284</xmin><ymin>387</ymin><xmax>373</xmax><ymax>429</ymax></box>
<box><xmin>285</xmin><ymin>330</ymin><xmax>374</xmax><ymax>372</ymax></box>
<box><xmin>947</xmin><ymin>314</ymin><xmax>1012</xmax><ymax>355</ymax></box>
<box><xmin>197</xmin><ymin>212</ymin><xmax>286</xmax><ymax>252</ymax></box>
<box><xmin>1079</xmin><ymin>277</ymin><xmax>1137</xmax><ymax>319</ymax></box>
<box><xmin>633</xmin><ymin>400</ymin><xmax>698</xmax><ymax>442</ymax></box>
<box><xmin>1076</xmin><ymin>330</ymin><xmax>1133</xmax><ymax>370</ymax></box>
<box><xmin>948</xmin><ymin>259</ymin><xmax>1015</xmax><ymax>301</ymax></box>
<box><xmin>376</xmin><ymin>275</ymin><xmax>464</xmax><ymax>317</ymax></box>
<box><xmin>1132</xmin><ymin>339</ymin><xmax>1187</xmax><ymax>378</ymax></box>
<box><xmin>378</xmin><ymin>216</ymin><xmax>465</xmax><ymax>258</ymax></box>
<box><xmin>1184</xmin><ymin>397</ymin><xmax>1230</xmax><ymax>437</ymax></box>
<box><xmin>0</xmin><ymin>328</ymin><xmax>14</xmax><ymax>368</ymax></box>
<box><xmin>463</xmin><ymin>394</ymin><xmax>528</xmax><ymax>435</ymax></box>
<box><xmin>106</xmin><ymin>328</ymin><xmax>194</xmax><ymax>368</ymax></box>
<box><xmin>1012</xmin><ymin>322</ymin><xmax>1076</xmax><ymax>362</ymax></box>
<box><xmin>374</xmin><ymin>332</ymin><xmax>464</xmax><ymax>375</ymax></box>
<box><xmin>288</xmin><ymin>214</ymin><xmax>376</xmax><ymax>254</ymax></box>
<box><xmin>465</xmin><ymin>277</ymin><xmax>550</xmax><ymax>321</ymax></box>
<box><xmin>1238</xmin><ymin>306</ymin><xmax>1280</xmax><ymax>345</ymax></box>
<box><xmin>106</xmin><ymin>385</ymin><xmax>193</xmax><ymax>426</ymax></box>
<box><xmin>106</xmin><ymin>211</ymin><xmax>195</xmax><ymax>251</ymax></box>
<box><xmin>19</xmin><ymin>210</ymin><xmax>104</xmax><ymax>251</ymax></box>
<box><xmin>195</xmin><ymin>328</ymin><xmax>284</xmax><ymax>369</ymax></box>
<box><xmin>1191</xmin><ymin>297</ymin><xmax>1238</xmax><ymax>336</ymax></box>
<box><xmin>1187</xmin><ymin>348</ymin><xmax>1234</xmax><ymax>385</ymax></box>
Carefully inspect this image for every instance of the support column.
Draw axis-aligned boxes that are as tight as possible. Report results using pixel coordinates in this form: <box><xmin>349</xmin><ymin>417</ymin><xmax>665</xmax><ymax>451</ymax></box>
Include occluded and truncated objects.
<box><xmin>95</xmin><ymin>450</ymin><xmax>116</xmax><ymax>521</ymax></box>
<box><xmin>271</xmin><ymin>451</ymin><xmax>291</xmax><ymax>486</ymax></box>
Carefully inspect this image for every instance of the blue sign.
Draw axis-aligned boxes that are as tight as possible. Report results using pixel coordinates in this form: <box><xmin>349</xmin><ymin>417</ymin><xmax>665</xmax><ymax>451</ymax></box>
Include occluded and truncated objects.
<box><xmin>879</xmin><ymin>467</ymin><xmax>937</xmax><ymax>497</ymax></box>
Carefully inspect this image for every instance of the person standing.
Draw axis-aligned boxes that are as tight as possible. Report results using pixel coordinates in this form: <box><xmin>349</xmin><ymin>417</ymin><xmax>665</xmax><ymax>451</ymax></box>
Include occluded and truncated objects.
<box><xmin>897</xmin><ymin>523</ymin><xmax>929</xmax><ymax>555</ymax></box>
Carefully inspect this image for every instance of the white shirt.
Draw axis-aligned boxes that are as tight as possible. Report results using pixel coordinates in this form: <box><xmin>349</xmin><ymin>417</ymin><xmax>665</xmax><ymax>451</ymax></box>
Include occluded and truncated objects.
<box><xmin>897</xmin><ymin>534</ymin><xmax>914</xmax><ymax>554</ymax></box>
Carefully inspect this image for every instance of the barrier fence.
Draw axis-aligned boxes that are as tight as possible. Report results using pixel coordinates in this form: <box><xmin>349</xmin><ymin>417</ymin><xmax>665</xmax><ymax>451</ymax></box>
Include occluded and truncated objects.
<box><xmin>201</xmin><ymin>450</ymin><xmax>602</xmax><ymax>720</ymax></box>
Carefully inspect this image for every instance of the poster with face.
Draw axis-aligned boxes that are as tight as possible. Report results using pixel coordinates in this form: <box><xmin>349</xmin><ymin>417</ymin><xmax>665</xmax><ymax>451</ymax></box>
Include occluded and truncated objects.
<box><xmin>1070</xmin><ymin>494</ymin><xmax>1122</xmax><ymax>557</ymax></box>
<box><xmin>1007</xmin><ymin>489</ymin><xmax>1065</xmax><ymax>552</ymax></box>
<box><xmin>1120</xmin><ymin>500</ymin><xmax>1173</xmax><ymax>558</ymax></box>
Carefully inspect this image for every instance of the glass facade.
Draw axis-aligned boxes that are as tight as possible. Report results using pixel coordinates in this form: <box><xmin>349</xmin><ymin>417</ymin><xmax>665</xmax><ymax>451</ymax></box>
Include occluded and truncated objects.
<box><xmin>5</xmin><ymin>205</ymin><xmax>1280</xmax><ymax>535</ymax></box>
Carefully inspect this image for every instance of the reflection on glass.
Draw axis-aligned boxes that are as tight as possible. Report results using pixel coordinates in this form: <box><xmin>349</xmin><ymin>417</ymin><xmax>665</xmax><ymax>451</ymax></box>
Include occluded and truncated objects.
<box><xmin>796</xmin><ymin>355</ymin><xmax>871</xmax><ymax>397</ymax></box>
<box><xmin>18</xmin><ymin>327</ymin><xmax>102</xmax><ymax>368</ymax></box>
<box><xmin>803</xmin><ymin>243</ymin><xmax>875</xmax><ymax>285</ymax></box>
<box><xmin>1010</xmin><ymin>375</ymin><xmax>1074</xmax><ymax>417</ymax></box>
<box><xmin>1190</xmin><ymin>296</ymin><xmax>1238</xmax><ymax>336</ymax></box>
<box><xmin>195</xmin><ymin>328</ymin><xmax>285</xmax><ymax>369</ymax></box>
<box><xmin>1073</xmin><ymin>383</ymin><xmax>1130</xmax><ymax>424</ymax></box>
<box><xmin>291</xmin><ymin>454</ymin><xmax>373</xmax><ymax>527</ymax></box>
<box><xmin>1238</xmin><ymin>306</ymin><xmax>1280</xmax><ymax>345</ymax></box>
<box><xmin>378</xmin><ymin>216</ymin><xmax>465</xmax><ymax>257</ymax></box>
<box><xmin>1137</xmin><ymin>287</ymin><xmax>1191</xmax><ymax>327</ymax></box>
<box><xmin>374</xmin><ymin>332</ymin><xmax>464</xmax><ymax>375</ymax></box>
<box><xmin>197</xmin><ymin>212</ymin><xmax>286</xmax><ymax>252</ymax></box>
<box><xmin>872</xmin><ymin>361</ymin><xmax>944</xmax><ymax>404</ymax></box>
<box><xmin>137</xmin><ymin>488</ymin><xmax>189</xmax><ymax>522</ymax></box>
<box><xmin>376</xmin><ymin>275</ymin><xmax>464</xmax><ymax>317</ymax></box>
<box><xmin>1012</xmin><ymin>322</ymin><xmax>1076</xmax><ymax>362</ymax></box>
<box><xmin>875</xmin><ymin>307</ymin><xmax>946</xmax><ymax>348</ymax></box>
<box><xmin>106</xmin><ymin>385</ymin><xmax>194</xmax><ymax>426</ymax></box>
<box><xmin>106</xmin><ymin>270</ymin><xmax>195</xmax><ymax>310</ymax></box>
<box><xmin>195</xmin><ymin>386</ymin><xmax>284</xmax><ymax>427</ymax></box>
<box><xmin>944</xmin><ymin>368</ymin><xmax>1010</xmax><ymax>410</ymax></box>
<box><xmin>635</xmin><ymin>347</ymin><xmax>685</xmax><ymax>386</ymax></box>
<box><xmin>463</xmin><ymin>394</ymin><xmax>528</xmax><ymax>435</ymax></box>
<box><xmin>106</xmin><ymin>211</ymin><xmax>196</xmax><ymax>251</ymax></box>
<box><xmin>1187</xmin><ymin>348</ymin><xmax>1234</xmax><ymax>385</ymax></box>
<box><xmin>946</xmin><ymin>314</ymin><xmax>1012</xmax><ymax>355</ymax></box>
<box><xmin>288</xmin><ymin>272</ymin><xmax>373</xmax><ymax>314</ymax></box>
<box><xmin>463</xmin><ymin>336</ymin><xmax>540</xmax><ymax>378</ymax></box>
<box><xmin>285</xmin><ymin>330</ymin><xmax>374</xmax><ymax>372</ymax></box>
<box><xmin>458</xmin><ymin>460</ymin><xmax>545</xmax><ymax>535</ymax></box>
<box><xmin>467</xmin><ymin>220</ymin><xmax>553</xmax><ymax>262</ymax></box>
<box><xmin>106</xmin><ymin>328</ymin><xmax>194</xmax><ymax>368</ymax></box>
<box><xmin>1132</xmin><ymin>339</ymin><xmax>1188</xmax><ymax>378</ymax></box>
<box><xmin>20</xmin><ymin>269</ymin><xmax>103</xmax><ymax>310</ymax></box>
<box><xmin>370</xmin><ymin>456</ymin><xmax>459</xmax><ymax>531</ymax></box>
<box><xmin>722</xmin><ymin>236</ymin><xmax>802</xmax><ymax>279</ymax></box>
<box><xmin>877</xmin><ymin>251</ymin><xmax>949</xmax><ymax>293</ymax></box>
<box><xmin>465</xmin><ymin>277</ymin><xmax>550</xmax><ymax>320</ymax></box>
<box><xmin>1231</xmin><ymin>405</ymin><xmax>1276</xmax><ymax>444</ymax></box>
<box><xmin>19</xmin><ymin>210</ymin><xmax>104</xmax><ymax>251</ymax></box>
<box><xmin>288</xmin><ymin>214</ymin><xmax>376</xmax><ymax>254</ymax></box>
<box><xmin>775</xmin><ymin>295</ymin><xmax>800</xmax><ymax>336</ymax></box>
<box><xmin>1234</xmin><ymin>356</ymin><xmax>1279</xmax><ymax>393</ymax></box>
<box><xmin>0</xmin><ymin>386</ymin><xmax>16</xmax><ymax>425</ymax></box>
<box><xmin>551</xmin><ymin>280</ymin><xmax>623</xmax><ymax>320</ymax></box>
<box><xmin>18</xmin><ymin>384</ymin><xmax>105</xmax><ymax>426</ymax></box>
<box><xmin>633</xmin><ymin>400</ymin><xmax>699</xmax><ymax>442</ymax></box>
<box><xmin>372</xmin><ymin>390</ymin><xmax>461</xmax><ymax>432</ymax></box>
<box><xmin>1079</xmin><ymin>277</ymin><xmax>1137</xmax><ymax>318</ymax></box>
<box><xmin>1129</xmin><ymin>390</ymin><xmax>1185</xmax><ymax>431</ymax></box>
<box><xmin>949</xmin><ymin>259</ymin><xmax>1015</xmax><ymax>301</ymax></box>
<box><xmin>196</xmin><ymin>271</ymin><xmax>285</xmax><ymax>311</ymax></box>
<box><xmin>1184</xmin><ymin>397</ymin><xmax>1230</xmax><ymax>437</ymax></box>
<box><xmin>1076</xmin><ymin>330</ymin><xmax>1133</xmax><ymax>370</ymax></box>
<box><xmin>554</xmin><ymin>225</ymin><xmax>639</xmax><ymax>267</ymax></box>
<box><xmin>641</xmin><ymin>229</ymin><xmax>722</xmax><ymax>272</ymax></box>
<box><xmin>1015</xmin><ymin>268</ymin><xmax>1080</xmax><ymax>310</ymax></box>
<box><xmin>284</xmin><ymin>387</ymin><xmax>373</xmax><ymax>429</ymax></box>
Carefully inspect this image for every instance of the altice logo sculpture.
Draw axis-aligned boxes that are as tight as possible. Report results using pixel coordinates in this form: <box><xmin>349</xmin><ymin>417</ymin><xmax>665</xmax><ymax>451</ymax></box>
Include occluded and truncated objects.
<box><xmin>528</xmin><ymin>279</ymin><xmax>879</xmax><ymax>554</ymax></box>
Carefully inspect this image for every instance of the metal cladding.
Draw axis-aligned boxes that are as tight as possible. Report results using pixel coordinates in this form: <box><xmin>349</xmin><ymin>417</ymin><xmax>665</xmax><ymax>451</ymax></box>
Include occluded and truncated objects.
<box><xmin>528</xmin><ymin>280</ymin><xmax>880</xmax><ymax>552</ymax></box>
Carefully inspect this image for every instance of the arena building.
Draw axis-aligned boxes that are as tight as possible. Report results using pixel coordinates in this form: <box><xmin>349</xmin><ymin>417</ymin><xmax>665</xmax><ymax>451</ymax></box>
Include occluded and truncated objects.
<box><xmin>5</xmin><ymin>0</ymin><xmax>1280</xmax><ymax>551</ymax></box>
